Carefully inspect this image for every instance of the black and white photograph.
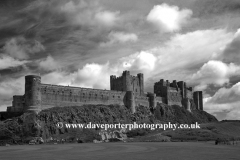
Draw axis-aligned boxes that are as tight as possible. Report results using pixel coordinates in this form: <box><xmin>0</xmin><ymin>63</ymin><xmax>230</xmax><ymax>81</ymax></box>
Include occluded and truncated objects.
<box><xmin>0</xmin><ymin>0</ymin><xmax>240</xmax><ymax>159</ymax></box>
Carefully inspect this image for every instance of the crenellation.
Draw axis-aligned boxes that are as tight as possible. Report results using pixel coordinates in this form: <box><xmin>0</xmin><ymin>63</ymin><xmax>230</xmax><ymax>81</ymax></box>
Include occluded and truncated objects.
<box><xmin>7</xmin><ymin>71</ymin><xmax>204</xmax><ymax>114</ymax></box>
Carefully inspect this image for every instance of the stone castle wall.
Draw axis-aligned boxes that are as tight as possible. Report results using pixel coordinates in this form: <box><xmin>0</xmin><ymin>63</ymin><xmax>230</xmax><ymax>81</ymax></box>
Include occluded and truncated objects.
<box><xmin>7</xmin><ymin>71</ymin><xmax>204</xmax><ymax>114</ymax></box>
<box><xmin>40</xmin><ymin>84</ymin><xmax>127</xmax><ymax>110</ymax></box>
<box><xmin>110</xmin><ymin>71</ymin><xmax>144</xmax><ymax>95</ymax></box>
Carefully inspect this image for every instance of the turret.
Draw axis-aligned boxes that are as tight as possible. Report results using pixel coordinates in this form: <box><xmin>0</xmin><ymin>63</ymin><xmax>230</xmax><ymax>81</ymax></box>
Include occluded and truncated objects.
<box><xmin>137</xmin><ymin>73</ymin><xmax>144</xmax><ymax>95</ymax></box>
<box><xmin>177</xmin><ymin>81</ymin><xmax>186</xmax><ymax>98</ymax></box>
<box><xmin>110</xmin><ymin>75</ymin><xmax>116</xmax><ymax>90</ymax></box>
<box><xmin>24</xmin><ymin>75</ymin><xmax>41</xmax><ymax>113</ymax></box>
<box><xmin>193</xmin><ymin>91</ymin><xmax>203</xmax><ymax>110</ymax></box>
<box><xmin>126</xmin><ymin>91</ymin><xmax>136</xmax><ymax>114</ymax></box>
<box><xmin>122</xmin><ymin>70</ymin><xmax>131</xmax><ymax>91</ymax></box>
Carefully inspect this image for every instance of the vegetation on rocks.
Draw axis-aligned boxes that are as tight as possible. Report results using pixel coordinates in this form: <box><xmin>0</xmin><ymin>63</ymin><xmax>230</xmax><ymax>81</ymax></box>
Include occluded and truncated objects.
<box><xmin>0</xmin><ymin>103</ymin><xmax>218</xmax><ymax>143</ymax></box>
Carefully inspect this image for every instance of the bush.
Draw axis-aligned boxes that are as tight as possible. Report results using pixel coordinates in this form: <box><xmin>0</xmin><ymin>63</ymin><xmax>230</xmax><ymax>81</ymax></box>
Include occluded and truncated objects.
<box><xmin>126</xmin><ymin>129</ymin><xmax>149</xmax><ymax>137</ymax></box>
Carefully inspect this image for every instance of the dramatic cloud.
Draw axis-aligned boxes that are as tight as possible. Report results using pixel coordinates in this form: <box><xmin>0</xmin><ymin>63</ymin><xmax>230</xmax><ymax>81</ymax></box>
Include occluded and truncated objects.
<box><xmin>3</xmin><ymin>37</ymin><xmax>45</xmax><ymax>60</ymax></box>
<box><xmin>42</xmin><ymin>63</ymin><xmax>112</xmax><ymax>89</ymax></box>
<box><xmin>0</xmin><ymin>55</ymin><xmax>28</xmax><ymax>70</ymax></box>
<box><xmin>117</xmin><ymin>51</ymin><xmax>157</xmax><ymax>76</ymax></box>
<box><xmin>61</xmin><ymin>0</ymin><xmax>120</xmax><ymax>28</ymax></box>
<box><xmin>39</xmin><ymin>55</ymin><xmax>60</xmax><ymax>71</ymax></box>
<box><xmin>100</xmin><ymin>31</ymin><xmax>138</xmax><ymax>47</ymax></box>
<box><xmin>0</xmin><ymin>76</ymin><xmax>25</xmax><ymax>111</ymax></box>
<box><xmin>193</xmin><ymin>0</ymin><xmax>240</xmax><ymax>17</ymax></box>
<box><xmin>41</xmin><ymin>28</ymin><xmax>234</xmax><ymax>91</ymax></box>
<box><xmin>204</xmin><ymin>82</ymin><xmax>240</xmax><ymax>120</ymax></box>
<box><xmin>222</xmin><ymin>29</ymin><xmax>240</xmax><ymax>64</ymax></box>
<box><xmin>41</xmin><ymin>51</ymin><xmax>157</xmax><ymax>92</ymax></box>
<box><xmin>146</xmin><ymin>3</ymin><xmax>192</xmax><ymax>32</ymax></box>
<box><xmin>190</xmin><ymin>61</ymin><xmax>240</xmax><ymax>90</ymax></box>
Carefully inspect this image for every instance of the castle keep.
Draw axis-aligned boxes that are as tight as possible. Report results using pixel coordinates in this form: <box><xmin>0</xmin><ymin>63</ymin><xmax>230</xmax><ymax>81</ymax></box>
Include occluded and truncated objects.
<box><xmin>7</xmin><ymin>71</ymin><xmax>203</xmax><ymax>114</ymax></box>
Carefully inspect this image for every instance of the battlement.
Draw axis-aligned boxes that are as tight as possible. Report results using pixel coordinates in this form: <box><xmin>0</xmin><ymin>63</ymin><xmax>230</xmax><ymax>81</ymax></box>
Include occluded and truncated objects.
<box><xmin>7</xmin><ymin>71</ymin><xmax>204</xmax><ymax>114</ymax></box>
<box><xmin>123</xmin><ymin>70</ymin><xmax>130</xmax><ymax>75</ymax></box>
<box><xmin>110</xmin><ymin>71</ymin><xmax>144</xmax><ymax>96</ymax></box>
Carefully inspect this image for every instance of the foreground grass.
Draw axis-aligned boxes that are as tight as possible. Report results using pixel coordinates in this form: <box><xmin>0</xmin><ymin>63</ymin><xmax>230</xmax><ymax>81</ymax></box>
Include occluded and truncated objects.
<box><xmin>1</xmin><ymin>142</ymin><xmax>240</xmax><ymax>160</ymax></box>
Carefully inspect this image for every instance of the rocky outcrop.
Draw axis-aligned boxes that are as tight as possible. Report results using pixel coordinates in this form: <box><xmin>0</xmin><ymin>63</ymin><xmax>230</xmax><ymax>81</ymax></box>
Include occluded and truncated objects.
<box><xmin>0</xmin><ymin>104</ymin><xmax>217</xmax><ymax>143</ymax></box>
<box><xmin>154</xmin><ymin>103</ymin><xmax>217</xmax><ymax>123</ymax></box>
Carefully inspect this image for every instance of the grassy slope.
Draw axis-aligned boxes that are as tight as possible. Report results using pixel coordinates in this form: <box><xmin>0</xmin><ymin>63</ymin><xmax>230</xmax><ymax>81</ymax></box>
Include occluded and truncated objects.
<box><xmin>160</xmin><ymin>121</ymin><xmax>240</xmax><ymax>141</ymax></box>
<box><xmin>201</xmin><ymin>122</ymin><xmax>240</xmax><ymax>138</ymax></box>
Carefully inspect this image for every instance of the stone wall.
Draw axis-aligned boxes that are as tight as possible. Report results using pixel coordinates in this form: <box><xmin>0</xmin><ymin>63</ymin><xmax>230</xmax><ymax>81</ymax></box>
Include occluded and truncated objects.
<box><xmin>167</xmin><ymin>87</ymin><xmax>182</xmax><ymax>106</ymax></box>
<box><xmin>40</xmin><ymin>84</ymin><xmax>126</xmax><ymax>110</ymax></box>
<box><xmin>6</xmin><ymin>71</ymin><xmax>204</xmax><ymax>114</ymax></box>
<box><xmin>12</xmin><ymin>95</ymin><xmax>24</xmax><ymax>112</ymax></box>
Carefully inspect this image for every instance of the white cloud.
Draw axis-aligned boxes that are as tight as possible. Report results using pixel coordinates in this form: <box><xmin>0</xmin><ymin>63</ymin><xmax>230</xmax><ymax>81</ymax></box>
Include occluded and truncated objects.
<box><xmin>100</xmin><ymin>31</ymin><xmax>138</xmax><ymax>47</ymax></box>
<box><xmin>155</xmin><ymin>29</ymin><xmax>233</xmax><ymax>71</ymax></box>
<box><xmin>118</xmin><ymin>51</ymin><xmax>157</xmax><ymax>75</ymax></box>
<box><xmin>39</xmin><ymin>55</ymin><xmax>60</xmax><ymax>71</ymax></box>
<box><xmin>94</xmin><ymin>11</ymin><xmax>119</xmax><ymax>27</ymax></box>
<box><xmin>42</xmin><ymin>62</ymin><xmax>113</xmax><ymax>89</ymax></box>
<box><xmin>61</xmin><ymin>0</ymin><xmax>119</xmax><ymax>28</ymax></box>
<box><xmin>70</xmin><ymin>63</ymin><xmax>111</xmax><ymax>89</ymax></box>
<box><xmin>190</xmin><ymin>61</ymin><xmax>240</xmax><ymax>90</ymax></box>
<box><xmin>42</xmin><ymin>51</ymin><xmax>157</xmax><ymax>90</ymax></box>
<box><xmin>0</xmin><ymin>55</ymin><xmax>28</xmax><ymax>70</ymax></box>
<box><xmin>41</xmin><ymin>29</ymin><xmax>235</xmax><ymax>91</ymax></box>
<box><xmin>204</xmin><ymin>82</ymin><xmax>240</xmax><ymax>120</ymax></box>
<box><xmin>3</xmin><ymin>37</ymin><xmax>45</xmax><ymax>60</ymax></box>
<box><xmin>146</xmin><ymin>3</ymin><xmax>192</xmax><ymax>32</ymax></box>
<box><xmin>0</xmin><ymin>77</ymin><xmax>25</xmax><ymax>111</ymax></box>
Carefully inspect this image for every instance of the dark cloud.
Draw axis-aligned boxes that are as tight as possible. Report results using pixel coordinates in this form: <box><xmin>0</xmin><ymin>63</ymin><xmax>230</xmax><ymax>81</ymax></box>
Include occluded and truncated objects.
<box><xmin>222</xmin><ymin>31</ymin><xmax>240</xmax><ymax>64</ymax></box>
<box><xmin>192</xmin><ymin>0</ymin><xmax>240</xmax><ymax>17</ymax></box>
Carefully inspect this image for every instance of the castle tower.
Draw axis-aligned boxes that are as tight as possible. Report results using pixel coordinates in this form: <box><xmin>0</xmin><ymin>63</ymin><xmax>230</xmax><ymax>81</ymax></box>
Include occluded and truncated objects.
<box><xmin>199</xmin><ymin>91</ymin><xmax>203</xmax><ymax>111</ymax></box>
<box><xmin>110</xmin><ymin>75</ymin><xmax>116</xmax><ymax>90</ymax></box>
<box><xmin>147</xmin><ymin>93</ymin><xmax>156</xmax><ymax>111</ymax></box>
<box><xmin>177</xmin><ymin>81</ymin><xmax>186</xmax><ymax>98</ymax></box>
<box><xmin>183</xmin><ymin>98</ymin><xmax>191</xmax><ymax>112</ymax></box>
<box><xmin>123</xmin><ymin>71</ymin><xmax>131</xmax><ymax>91</ymax></box>
<box><xmin>193</xmin><ymin>91</ymin><xmax>203</xmax><ymax>110</ymax></box>
<box><xmin>137</xmin><ymin>73</ymin><xmax>144</xmax><ymax>95</ymax></box>
<box><xmin>126</xmin><ymin>91</ymin><xmax>136</xmax><ymax>114</ymax></box>
<box><xmin>24</xmin><ymin>75</ymin><xmax>41</xmax><ymax>113</ymax></box>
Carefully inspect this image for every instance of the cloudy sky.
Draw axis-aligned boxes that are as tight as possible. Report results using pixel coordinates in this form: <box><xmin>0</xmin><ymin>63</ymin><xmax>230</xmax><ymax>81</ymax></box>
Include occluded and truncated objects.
<box><xmin>1</xmin><ymin>0</ymin><xmax>240</xmax><ymax>120</ymax></box>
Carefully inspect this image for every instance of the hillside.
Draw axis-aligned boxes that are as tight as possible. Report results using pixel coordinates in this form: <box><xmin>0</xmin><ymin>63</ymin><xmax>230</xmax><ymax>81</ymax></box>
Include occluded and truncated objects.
<box><xmin>0</xmin><ymin>104</ymin><xmax>217</xmax><ymax>143</ymax></box>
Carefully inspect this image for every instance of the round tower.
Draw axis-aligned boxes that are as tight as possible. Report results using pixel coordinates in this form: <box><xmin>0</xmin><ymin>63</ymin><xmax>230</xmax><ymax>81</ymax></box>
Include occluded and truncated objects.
<box><xmin>137</xmin><ymin>73</ymin><xmax>144</xmax><ymax>95</ymax></box>
<box><xmin>24</xmin><ymin>75</ymin><xmax>41</xmax><ymax>113</ymax></box>
<box><xmin>123</xmin><ymin>71</ymin><xmax>131</xmax><ymax>91</ymax></box>
<box><xmin>126</xmin><ymin>91</ymin><xmax>136</xmax><ymax>114</ymax></box>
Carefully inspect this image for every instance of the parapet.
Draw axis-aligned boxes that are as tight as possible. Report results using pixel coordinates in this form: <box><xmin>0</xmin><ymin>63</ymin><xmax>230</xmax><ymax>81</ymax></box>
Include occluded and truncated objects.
<box><xmin>110</xmin><ymin>75</ymin><xmax>117</xmax><ymax>79</ymax></box>
<box><xmin>122</xmin><ymin>70</ymin><xmax>130</xmax><ymax>76</ymax></box>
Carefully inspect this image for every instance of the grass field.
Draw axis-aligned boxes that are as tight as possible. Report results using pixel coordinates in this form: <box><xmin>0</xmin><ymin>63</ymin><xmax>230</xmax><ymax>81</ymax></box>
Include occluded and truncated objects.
<box><xmin>0</xmin><ymin>142</ymin><xmax>239</xmax><ymax>160</ymax></box>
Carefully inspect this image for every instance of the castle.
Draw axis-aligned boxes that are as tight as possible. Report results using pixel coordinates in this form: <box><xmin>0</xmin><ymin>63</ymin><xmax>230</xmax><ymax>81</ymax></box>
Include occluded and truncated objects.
<box><xmin>6</xmin><ymin>71</ymin><xmax>203</xmax><ymax>114</ymax></box>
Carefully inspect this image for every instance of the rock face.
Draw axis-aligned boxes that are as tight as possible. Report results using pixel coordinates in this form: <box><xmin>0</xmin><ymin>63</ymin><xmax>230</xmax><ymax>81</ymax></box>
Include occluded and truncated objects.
<box><xmin>0</xmin><ymin>104</ymin><xmax>217</xmax><ymax>142</ymax></box>
<box><xmin>154</xmin><ymin>103</ymin><xmax>218</xmax><ymax>124</ymax></box>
